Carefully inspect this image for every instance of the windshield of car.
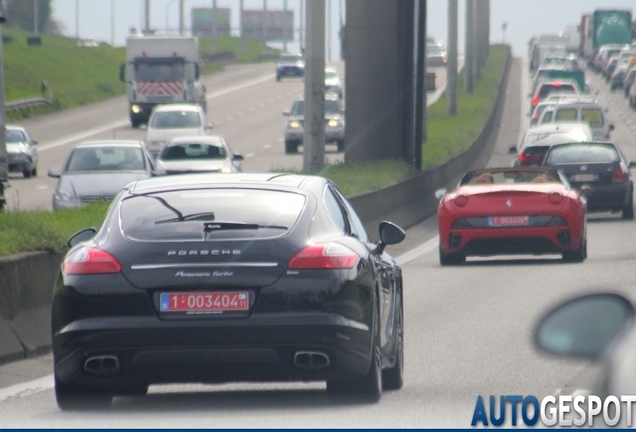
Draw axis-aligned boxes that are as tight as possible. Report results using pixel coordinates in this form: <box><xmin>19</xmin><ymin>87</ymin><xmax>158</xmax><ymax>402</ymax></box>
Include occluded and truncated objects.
<box><xmin>546</xmin><ymin>144</ymin><xmax>620</xmax><ymax>164</ymax></box>
<box><xmin>134</xmin><ymin>59</ymin><xmax>185</xmax><ymax>82</ymax></box>
<box><xmin>66</xmin><ymin>146</ymin><xmax>145</xmax><ymax>172</ymax></box>
<box><xmin>279</xmin><ymin>55</ymin><xmax>302</xmax><ymax>63</ymax></box>
<box><xmin>160</xmin><ymin>143</ymin><xmax>227</xmax><ymax>161</ymax></box>
<box><xmin>426</xmin><ymin>46</ymin><xmax>445</xmax><ymax>55</ymax></box>
<box><xmin>121</xmin><ymin>189</ymin><xmax>306</xmax><ymax>241</ymax></box>
<box><xmin>325</xmin><ymin>70</ymin><xmax>338</xmax><ymax>79</ymax></box>
<box><xmin>5</xmin><ymin>130</ymin><xmax>26</xmax><ymax>143</ymax></box>
<box><xmin>461</xmin><ymin>170</ymin><xmax>562</xmax><ymax>185</ymax></box>
<box><xmin>289</xmin><ymin>100</ymin><xmax>341</xmax><ymax>116</ymax></box>
<box><xmin>150</xmin><ymin>111</ymin><xmax>201</xmax><ymax>129</ymax></box>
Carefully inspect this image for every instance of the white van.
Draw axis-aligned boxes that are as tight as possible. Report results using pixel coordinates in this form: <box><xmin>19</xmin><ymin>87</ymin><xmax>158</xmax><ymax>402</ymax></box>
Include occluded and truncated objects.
<box><xmin>538</xmin><ymin>101</ymin><xmax>614</xmax><ymax>141</ymax></box>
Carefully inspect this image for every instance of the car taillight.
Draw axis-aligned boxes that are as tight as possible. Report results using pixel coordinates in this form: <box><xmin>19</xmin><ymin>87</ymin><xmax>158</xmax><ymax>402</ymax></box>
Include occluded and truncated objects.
<box><xmin>62</xmin><ymin>247</ymin><xmax>122</xmax><ymax>275</ymax></box>
<box><xmin>454</xmin><ymin>195</ymin><xmax>469</xmax><ymax>207</ymax></box>
<box><xmin>518</xmin><ymin>152</ymin><xmax>542</xmax><ymax>164</ymax></box>
<box><xmin>549</xmin><ymin>192</ymin><xmax>564</xmax><ymax>204</ymax></box>
<box><xmin>531</xmin><ymin>96</ymin><xmax>540</xmax><ymax>107</ymax></box>
<box><xmin>612</xmin><ymin>166</ymin><xmax>627</xmax><ymax>183</ymax></box>
<box><xmin>288</xmin><ymin>243</ymin><xmax>359</xmax><ymax>269</ymax></box>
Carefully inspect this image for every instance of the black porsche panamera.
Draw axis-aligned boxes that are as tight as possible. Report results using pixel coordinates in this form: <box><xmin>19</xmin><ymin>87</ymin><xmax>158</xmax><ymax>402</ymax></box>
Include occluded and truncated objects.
<box><xmin>52</xmin><ymin>173</ymin><xmax>406</xmax><ymax>409</ymax></box>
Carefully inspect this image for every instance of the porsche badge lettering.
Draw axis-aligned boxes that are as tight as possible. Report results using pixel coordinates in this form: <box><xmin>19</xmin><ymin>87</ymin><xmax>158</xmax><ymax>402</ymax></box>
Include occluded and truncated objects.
<box><xmin>168</xmin><ymin>250</ymin><xmax>242</xmax><ymax>256</ymax></box>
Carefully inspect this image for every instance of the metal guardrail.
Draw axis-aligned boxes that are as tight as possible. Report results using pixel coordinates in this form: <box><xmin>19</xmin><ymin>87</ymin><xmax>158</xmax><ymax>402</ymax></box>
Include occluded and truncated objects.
<box><xmin>6</xmin><ymin>98</ymin><xmax>53</xmax><ymax>113</ymax></box>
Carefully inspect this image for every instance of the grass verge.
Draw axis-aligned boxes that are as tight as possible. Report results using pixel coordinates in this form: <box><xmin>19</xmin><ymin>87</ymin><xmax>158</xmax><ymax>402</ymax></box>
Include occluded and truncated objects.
<box><xmin>0</xmin><ymin>45</ymin><xmax>508</xmax><ymax>257</ymax></box>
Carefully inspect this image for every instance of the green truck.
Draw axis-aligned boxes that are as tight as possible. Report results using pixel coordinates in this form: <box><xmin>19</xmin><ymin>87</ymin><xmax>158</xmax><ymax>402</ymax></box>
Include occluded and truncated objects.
<box><xmin>592</xmin><ymin>9</ymin><xmax>633</xmax><ymax>53</ymax></box>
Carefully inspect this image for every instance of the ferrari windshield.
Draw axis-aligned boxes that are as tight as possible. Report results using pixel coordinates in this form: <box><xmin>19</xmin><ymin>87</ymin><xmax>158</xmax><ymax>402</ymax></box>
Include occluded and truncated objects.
<box><xmin>460</xmin><ymin>169</ymin><xmax>564</xmax><ymax>186</ymax></box>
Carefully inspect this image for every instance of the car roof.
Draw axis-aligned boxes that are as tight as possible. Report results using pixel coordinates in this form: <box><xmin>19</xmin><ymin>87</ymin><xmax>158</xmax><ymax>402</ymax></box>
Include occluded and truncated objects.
<box><xmin>549</xmin><ymin>100</ymin><xmax>604</xmax><ymax>109</ymax></box>
<box><xmin>6</xmin><ymin>125</ymin><xmax>28</xmax><ymax>131</ymax></box>
<box><xmin>166</xmin><ymin>135</ymin><xmax>225</xmax><ymax>146</ymax></box>
<box><xmin>152</xmin><ymin>104</ymin><xmax>203</xmax><ymax>113</ymax></box>
<box><xmin>128</xmin><ymin>172</ymin><xmax>321</xmax><ymax>194</ymax></box>
<box><xmin>75</xmin><ymin>140</ymin><xmax>145</xmax><ymax>148</ymax></box>
<box><xmin>526</xmin><ymin>122</ymin><xmax>592</xmax><ymax>135</ymax></box>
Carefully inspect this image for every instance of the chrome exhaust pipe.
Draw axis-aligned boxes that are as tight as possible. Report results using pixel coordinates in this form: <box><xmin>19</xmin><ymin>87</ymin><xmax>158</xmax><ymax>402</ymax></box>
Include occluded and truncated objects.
<box><xmin>293</xmin><ymin>351</ymin><xmax>330</xmax><ymax>370</ymax></box>
<box><xmin>449</xmin><ymin>233</ymin><xmax>462</xmax><ymax>249</ymax></box>
<box><xmin>84</xmin><ymin>355</ymin><xmax>120</xmax><ymax>375</ymax></box>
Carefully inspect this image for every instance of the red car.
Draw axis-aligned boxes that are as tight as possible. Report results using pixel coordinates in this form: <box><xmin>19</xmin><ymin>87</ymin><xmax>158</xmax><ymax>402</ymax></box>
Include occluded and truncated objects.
<box><xmin>436</xmin><ymin>168</ymin><xmax>587</xmax><ymax>265</ymax></box>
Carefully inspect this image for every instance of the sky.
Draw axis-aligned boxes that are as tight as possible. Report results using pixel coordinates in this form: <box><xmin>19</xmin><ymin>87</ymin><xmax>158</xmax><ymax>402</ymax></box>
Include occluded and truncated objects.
<box><xmin>49</xmin><ymin>0</ymin><xmax>636</xmax><ymax>58</ymax></box>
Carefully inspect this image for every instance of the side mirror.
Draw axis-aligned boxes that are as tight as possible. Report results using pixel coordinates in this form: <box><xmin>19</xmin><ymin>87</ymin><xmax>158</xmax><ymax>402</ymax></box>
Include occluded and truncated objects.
<box><xmin>282</xmin><ymin>110</ymin><xmax>291</xmax><ymax>116</ymax></box>
<box><xmin>535</xmin><ymin>293</ymin><xmax>634</xmax><ymax>359</ymax></box>
<box><xmin>119</xmin><ymin>63</ymin><xmax>125</xmax><ymax>83</ymax></box>
<box><xmin>205</xmin><ymin>124</ymin><xmax>214</xmax><ymax>130</ymax></box>
<box><xmin>434</xmin><ymin>188</ymin><xmax>448</xmax><ymax>200</ymax></box>
<box><xmin>48</xmin><ymin>169</ymin><xmax>61</xmax><ymax>178</ymax></box>
<box><xmin>375</xmin><ymin>221</ymin><xmax>405</xmax><ymax>255</ymax></box>
<box><xmin>195</xmin><ymin>63</ymin><xmax>201</xmax><ymax>80</ymax></box>
<box><xmin>233</xmin><ymin>154</ymin><xmax>244</xmax><ymax>161</ymax></box>
<box><xmin>629</xmin><ymin>161</ymin><xmax>636</xmax><ymax>169</ymax></box>
<box><xmin>32</xmin><ymin>140</ymin><xmax>38</xmax><ymax>145</ymax></box>
<box><xmin>508</xmin><ymin>146</ymin><xmax>517</xmax><ymax>155</ymax></box>
<box><xmin>67</xmin><ymin>227</ymin><xmax>97</xmax><ymax>248</ymax></box>
<box><xmin>610</xmin><ymin>124</ymin><xmax>615</xmax><ymax>131</ymax></box>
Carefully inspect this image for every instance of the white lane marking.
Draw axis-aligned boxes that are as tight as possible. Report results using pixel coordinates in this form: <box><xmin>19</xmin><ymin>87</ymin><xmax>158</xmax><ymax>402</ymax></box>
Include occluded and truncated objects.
<box><xmin>0</xmin><ymin>234</ymin><xmax>440</xmax><ymax>402</ymax></box>
<box><xmin>263</xmin><ymin>144</ymin><xmax>272</xmax><ymax>149</ymax></box>
<box><xmin>245</xmin><ymin>153</ymin><xmax>255</xmax><ymax>157</ymax></box>
<box><xmin>35</xmin><ymin>185</ymin><xmax>49</xmax><ymax>190</ymax></box>
<box><xmin>395</xmin><ymin>236</ymin><xmax>439</xmax><ymax>266</ymax></box>
<box><xmin>38</xmin><ymin>73</ymin><xmax>274</xmax><ymax>153</ymax></box>
<box><xmin>0</xmin><ymin>374</ymin><xmax>53</xmax><ymax>402</ymax></box>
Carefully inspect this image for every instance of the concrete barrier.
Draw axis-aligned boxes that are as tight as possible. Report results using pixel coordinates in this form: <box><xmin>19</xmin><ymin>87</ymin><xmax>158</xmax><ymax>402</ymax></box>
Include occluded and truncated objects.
<box><xmin>0</xmin><ymin>47</ymin><xmax>511</xmax><ymax>366</ymax></box>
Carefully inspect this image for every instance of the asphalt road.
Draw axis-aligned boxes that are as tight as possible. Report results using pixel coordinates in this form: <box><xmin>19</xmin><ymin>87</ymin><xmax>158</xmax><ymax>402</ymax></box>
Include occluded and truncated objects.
<box><xmin>3</xmin><ymin>58</ymin><xmax>636</xmax><ymax>427</ymax></box>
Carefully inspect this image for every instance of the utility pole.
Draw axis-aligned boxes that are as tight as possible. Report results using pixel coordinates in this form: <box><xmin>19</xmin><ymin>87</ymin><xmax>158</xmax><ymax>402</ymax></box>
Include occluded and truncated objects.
<box><xmin>144</xmin><ymin>0</ymin><xmax>150</xmax><ymax>34</ymax></box>
<box><xmin>111</xmin><ymin>0</ymin><xmax>115</xmax><ymax>46</ymax></box>
<box><xmin>413</xmin><ymin>0</ymin><xmax>426</xmax><ymax>171</ymax></box>
<box><xmin>179</xmin><ymin>0</ymin><xmax>184</xmax><ymax>36</ymax></box>
<box><xmin>464</xmin><ymin>0</ymin><xmax>474</xmax><ymax>92</ymax></box>
<box><xmin>283</xmin><ymin>0</ymin><xmax>288</xmax><ymax>52</ymax></box>
<box><xmin>299</xmin><ymin>0</ymin><xmax>304</xmax><ymax>53</ymax></box>
<box><xmin>303</xmin><ymin>0</ymin><xmax>325</xmax><ymax>173</ymax></box>
<box><xmin>75</xmin><ymin>0</ymin><xmax>79</xmax><ymax>40</ymax></box>
<box><xmin>239</xmin><ymin>0</ymin><xmax>244</xmax><ymax>55</ymax></box>
<box><xmin>212</xmin><ymin>0</ymin><xmax>218</xmax><ymax>52</ymax></box>
<box><xmin>327</xmin><ymin>0</ymin><xmax>331</xmax><ymax>62</ymax></box>
<box><xmin>262</xmin><ymin>0</ymin><xmax>268</xmax><ymax>44</ymax></box>
<box><xmin>33</xmin><ymin>0</ymin><xmax>38</xmax><ymax>34</ymax></box>
<box><xmin>447</xmin><ymin>0</ymin><xmax>458</xmax><ymax>115</ymax></box>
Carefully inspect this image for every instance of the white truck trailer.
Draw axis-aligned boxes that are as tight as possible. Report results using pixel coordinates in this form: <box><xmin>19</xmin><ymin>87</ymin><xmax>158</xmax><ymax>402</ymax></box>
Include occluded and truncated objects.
<box><xmin>119</xmin><ymin>36</ymin><xmax>207</xmax><ymax>128</ymax></box>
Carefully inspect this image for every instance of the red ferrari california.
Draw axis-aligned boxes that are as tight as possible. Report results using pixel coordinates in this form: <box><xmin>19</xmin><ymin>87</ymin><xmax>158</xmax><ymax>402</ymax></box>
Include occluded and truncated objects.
<box><xmin>436</xmin><ymin>167</ymin><xmax>587</xmax><ymax>265</ymax></box>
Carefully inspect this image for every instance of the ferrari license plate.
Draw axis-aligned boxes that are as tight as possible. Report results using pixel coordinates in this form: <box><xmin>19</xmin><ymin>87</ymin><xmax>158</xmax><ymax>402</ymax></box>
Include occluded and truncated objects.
<box><xmin>488</xmin><ymin>216</ymin><xmax>530</xmax><ymax>227</ymax></box>
<box><xmin>160</xmin><ymin>292</ymin><xmax>249</xmax><ymax>313</ymax></box>
<box><xmin>570</xmin><ymin>174</ymin><xmax>598</xmax><ymax>182</ymax></box>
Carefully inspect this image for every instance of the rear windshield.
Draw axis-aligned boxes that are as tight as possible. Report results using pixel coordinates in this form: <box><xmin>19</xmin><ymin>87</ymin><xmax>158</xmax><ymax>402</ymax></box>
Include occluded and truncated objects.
<box><xmin>150</xmin><ymin>111</ymin><xmax>201</xmax><ymax>129</ymax></box>
<box><xmin>554</xmin><ymin>108</ymin><xmax>577</xmax><ymax>122</ymax></box>
<box><xmin>120</xmin><ymin>189</ymin><xmax>306</xmax><ymax>241</ymax></box>
<box><xmin>160</xmin><ymin>143</ymin><xmax>227</xmax><ymax>160</ymax></box>
<box><xmin>547</xmin><ymin>144</ymin><xmax>620</xmax><ymax>164</ymax></box>
<box><xmin>66</xmin><ymin>147</ymin><xmax>145</xmax><ymax>172</ymax></box>
<box><xmin>581</xmin><ymin>108</ymin><xmax>604</xmax><ymax>128</ymax></box>
<box><xmin>540</xmin><ymin>84</ymin><xmax>575</xmax><ymax>99</ymax></box>
<box><xmin>461</xmin><ymin>170</ymin><xmax>562</xmax><ymax>185</ymax></box>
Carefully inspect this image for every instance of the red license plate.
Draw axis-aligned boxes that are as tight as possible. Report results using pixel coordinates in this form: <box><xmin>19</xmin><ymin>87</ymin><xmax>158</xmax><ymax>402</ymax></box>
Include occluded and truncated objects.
<box><xmin>160</xmin><ymin>292</ymin><xmax>249</xmax><ymax>313</ymax></box>
<box><xmin>488</xmin><ymin>216</ymin><xmax>530</xmax><ymax>227</ymax></box>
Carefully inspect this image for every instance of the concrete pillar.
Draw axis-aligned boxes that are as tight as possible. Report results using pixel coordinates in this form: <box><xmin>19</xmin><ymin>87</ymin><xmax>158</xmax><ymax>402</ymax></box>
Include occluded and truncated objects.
<box><xmin>447</xmin><ymin>0</ymin><xmax>458</xmax><ymax>115</ymax></box>
<box><xmin>464</xmin><ymin>0</ymin><xmax>474</xmax><ymax>92</ymax></box>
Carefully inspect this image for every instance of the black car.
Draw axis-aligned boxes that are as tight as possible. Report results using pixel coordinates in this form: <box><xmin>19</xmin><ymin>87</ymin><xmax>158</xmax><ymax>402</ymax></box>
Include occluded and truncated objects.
<box><xmin>541</xmin><ymin>142</ymin><xmax>636</xmax><ymax>219</ymax></box>
<box><xmin>52</xmin><ymin>173</ymin><xmax>406</xmax><ymax>409</ymax></box>
<box><xmin>276</xmin><ymin>53</ymin><xmax>305</xmax><ymax>81</ymax></box>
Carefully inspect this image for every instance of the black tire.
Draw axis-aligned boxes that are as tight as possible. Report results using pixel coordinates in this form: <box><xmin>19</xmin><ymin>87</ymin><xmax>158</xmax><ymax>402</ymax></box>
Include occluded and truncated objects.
<box><xmin>31</xmin><ymin>167</ymin><xmax>37</xmax><ymax>177</ymax></box>
<box><xmin>285</xmin><ymin>140</ymin><xmax>299</xmax><ymax>154</ymax></box>
<box><xmin>336</xmin><ymin>140</ymin><xmax>345</xmax><ymax>153</ymax></box>
<box><xmin>55</xmin><ymin>376</ymin><xmax>112</xmax><ymax>411</ymax></box>
<box><xmin>276</xmin><ymin>75</ymin><xmax>281</xmax><ymax>82</ymax></box>
<box><xmin>622</xmin><ymin>198</ymin><xmax>634</xmax><ymax>220</ymax></box>
<box><xmin>439</xmin><ymin>246</ymin><xmax>465</xmax><ymax>266</ymax></box>
<box><xmin>22</xmin><ymin>168</ymin><xmax>31</xmax><ymax>178</ymax></box>
<box><xmin>562</xmin><ymin>239</ymin><xmax>586</xmax><ymax>263</ymax></box>
<box><xmin>131</xmin><ymin>119</ymin><xmax>140</xmax><ymax>129</ymax></box>
<box><xmin>327</xmin><ymin>294</ymin><xmax>382</xmax><ymax>403</ymax></box>
<box><xmin>382</xmin><ymin>292</ymin><xmax>403</xmax><ymax>391</ymax></box>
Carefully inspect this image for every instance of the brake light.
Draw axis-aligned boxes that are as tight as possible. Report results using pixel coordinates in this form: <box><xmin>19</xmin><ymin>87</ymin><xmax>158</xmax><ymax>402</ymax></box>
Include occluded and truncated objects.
<box><xmin>549</xmin><ymin>192</ymin><xmax>564</xmax><ymax>204</ymax></box>
<box><xmin>553</xmin><ymin>81</ymin><xmax>562</xmax><ymax>87</ymax></box>
<box><xmin>532</xmin><ymin>96</ymin><xmax>540</xmax><ymax>107</ymax></box>
<box><xmin>454</xmin><ymin>195</ymin><xmax>469</xmax><ymax>207</ymax></box>
<box><xmin>288</xmin><ymin>243</ymin><xmax>359</xmax><ymax>269</ymax></box>
<box><xmin>612</xmin><ymin>166</ymin><xmax>627</xmax><ymax>183</ymax></box>
<box><xmin>518</xmin><ymin>152</ymin><xmax>542</xmax><ymax>164</ymax></box>
<box><xmin>62</xmin><ymin>247</ymin><xmax>122</xmax><ymax>275</ymax></box>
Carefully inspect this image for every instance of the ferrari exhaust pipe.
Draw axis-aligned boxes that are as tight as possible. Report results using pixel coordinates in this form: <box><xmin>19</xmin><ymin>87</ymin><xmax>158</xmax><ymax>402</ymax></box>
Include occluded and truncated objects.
<box><xmin>449</xmin><ymin>233</ymin><xmax>462</xmax><ymax>249</ymax></box>
<box><xmin>293</xmin><ymin>351</ymin><xmax>330</xmax><ymax>370</ymax></box>
<box><xmin>84</xmin><ymin>355</ymin><xmax>120</xmax><ymax>375</ymax></box>
<box><xmin>557</xmin><ymin>230</ymin><xmax>570</xmax><ymax>246</ymax></box>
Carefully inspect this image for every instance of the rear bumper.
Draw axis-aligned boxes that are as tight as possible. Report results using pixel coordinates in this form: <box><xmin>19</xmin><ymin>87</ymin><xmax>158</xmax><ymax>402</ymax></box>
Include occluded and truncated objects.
<box><xmin>53</xmin><ymin>313</ymin><xmax>372</xmax><ymax>389</ymax></box>
<box><xmin>582</xmin><ymin>183</ymin><xmax>631</xmax><ymax>213</ymax></box>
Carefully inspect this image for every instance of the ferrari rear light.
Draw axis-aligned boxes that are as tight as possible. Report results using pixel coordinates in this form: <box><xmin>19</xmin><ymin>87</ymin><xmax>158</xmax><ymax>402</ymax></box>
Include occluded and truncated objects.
<box><xmin>453</xmin><ymin>195</ymin><xmax>469</xmax><ymax>207</ymax></box>
<box><xmin>549</xmin><ymin>192</ymin><xmax>564</xmax><ymax>204</ymax></box>
<box><xmin>62</xmin><ymin>247</ymin><xmax>122</xmax><ymax>275</ymax></box>
<box><xmin>612</xmin><ymin>166</ymin><xmax>627</xmax><ymax>183</ymax></box>
<box><xmin>288</xmin><ymin>243</ymin><xmax>359</xmax><ymax>269</ymax></box>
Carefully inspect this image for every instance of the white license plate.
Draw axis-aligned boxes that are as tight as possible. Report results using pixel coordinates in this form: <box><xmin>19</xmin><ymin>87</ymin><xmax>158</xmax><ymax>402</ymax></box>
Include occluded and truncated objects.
<box><xmin>570</xmin><ymin>174</ymin><xmax>598</xmax><ymax>182</ymax></box>
<box><xmin>488</xmin><ymin>216</ymin><xmax>530</xmax><ymax>227</ymax></box>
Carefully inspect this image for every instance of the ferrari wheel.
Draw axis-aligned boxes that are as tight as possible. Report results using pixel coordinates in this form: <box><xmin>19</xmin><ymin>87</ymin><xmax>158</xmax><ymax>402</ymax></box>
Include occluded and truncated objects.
<box><xmin>562</xmin><ymin>239</ymin><xmax>586</xmax><ymax>263</ymax></box>
<box><xmin>439</xmin><ymin>246</ymin><xmax>465</xmax><ymax>266</ymax></box>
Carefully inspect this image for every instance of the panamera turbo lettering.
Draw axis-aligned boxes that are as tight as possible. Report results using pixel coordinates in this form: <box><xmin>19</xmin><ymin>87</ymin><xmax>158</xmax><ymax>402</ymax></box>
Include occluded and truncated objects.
<box><xmin>175</xmin><ymin>271</ymin><xmax>211</xmax><ymax>277</ymax></box>
<box><xmin>168</xmin><ymin>250</ymin><xmax>242</xmax><ymax>256</ymax></box>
